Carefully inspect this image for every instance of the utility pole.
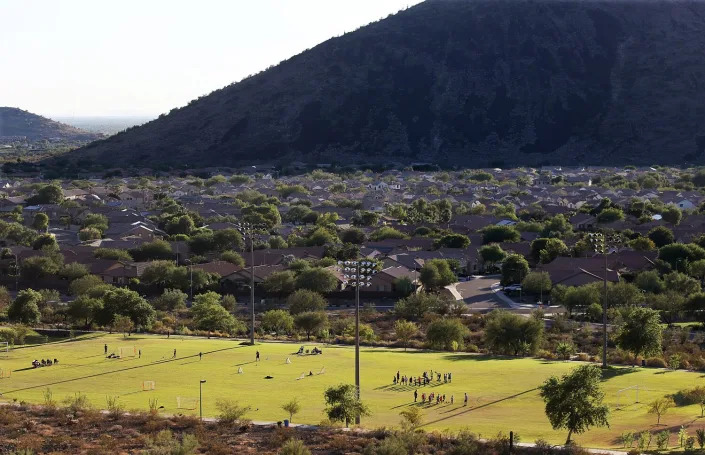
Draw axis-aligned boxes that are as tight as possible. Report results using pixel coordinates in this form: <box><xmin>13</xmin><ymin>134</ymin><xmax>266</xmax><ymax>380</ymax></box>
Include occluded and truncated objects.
<box><xmin>199</xmin><ymin>380</ymin><xmax>206</xmax><ymax>420</ymax></box>
<box><xmin>588</xmin><ymin>232</ymin><xmax>621</xmax><ymax>369</ymax></box>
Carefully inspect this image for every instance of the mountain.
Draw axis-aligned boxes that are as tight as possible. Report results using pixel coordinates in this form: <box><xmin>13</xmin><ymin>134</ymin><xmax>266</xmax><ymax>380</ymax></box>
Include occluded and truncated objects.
<box><xmin>0</xmin><ymin>107</ymin><xmax>102</xmax><ymax>142</ymax></box>
<box><xmin>67</xmin><ymin>0</ymin><xmax>705</xmax><ymax>169</ymax></box>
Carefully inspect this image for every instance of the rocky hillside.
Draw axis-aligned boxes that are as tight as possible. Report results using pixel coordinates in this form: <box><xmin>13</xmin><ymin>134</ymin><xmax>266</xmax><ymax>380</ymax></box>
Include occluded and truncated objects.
<box><xmin>0</xmin><ymin>107</ymin><xmax>101</xmax><ymax>142</ymax></box>
<box><xmin>67</xmin><ymin>0</ymin><xmax>705</xmax><ymax>169</ymax></box>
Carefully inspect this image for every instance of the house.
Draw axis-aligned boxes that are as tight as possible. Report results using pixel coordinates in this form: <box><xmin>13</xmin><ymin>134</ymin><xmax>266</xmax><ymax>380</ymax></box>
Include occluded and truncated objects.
<box><xmin>570</xmin><ymin>214</ymin><xmax>597</xmax><ymax>232</ymax></box>
<box><xmin>360</xmin><ymin>266</ymin><xmax>417</xmax><ymax>293</ymax></box>
<box><xmin>190</xmin><ymin>260</ymin><xmax>242</xmax><ymax>277</ymax></box>
<box><xmin>537</xmin><ymin>257</ymin><xmax>619</xmax><ymax>287</ymax></box>
<box><xmin>221</xmin><ymin>264</ymin><xmax>286</xmax><ymax>288</ymax></box>
<box><xmin>677</xmin><ymin>199</ymin><xmax>696</xmax><ymax>210</ymax></box>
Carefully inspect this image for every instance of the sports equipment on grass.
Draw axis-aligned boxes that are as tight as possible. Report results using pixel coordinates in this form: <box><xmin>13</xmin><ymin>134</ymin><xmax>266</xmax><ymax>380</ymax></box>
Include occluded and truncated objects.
<box><xmin>237</xmin><ymin>367</ymin><xmax>243</xmax><ymax>374</ymax></box>
<box><xmin>0</xmin><ymin>369</ymin><xmax>10</xmax><ymax>379</ymax></box>
<box><xmin>616</xmin><ymin>385</ymin><xmax>641</xmax><ymax>410</ymax></box>
<box><xmin>142</xmin><ymin>380</ymin><xmax>156</xmax><ymax>391</ymax></box>
<box><xmin>0</xmin><ymin>342</ymin><xmax>9</xmax><ymax>355</ymax></box>
<box><xmin>176</xmin><ymin>396</ymin><xmax>199</xmax><ymax>410</ymax></box>
<box><xmin>120</xmin><ymin>347</ymin><xmax>137</xmax><ymax>358</ymax></box>
<box><xmin>318</xmin><ymin>366</ymin><xmax>326</xmax><ymax>375</ymax></box>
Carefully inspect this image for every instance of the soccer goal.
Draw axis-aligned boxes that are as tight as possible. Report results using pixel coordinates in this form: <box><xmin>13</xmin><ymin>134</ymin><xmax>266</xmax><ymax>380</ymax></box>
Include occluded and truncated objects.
<box><xmin>120</xmin><ymin>347</ymin><xmax>137</xmax><ymax>358</ymax></box>
<box><xmin>0</xmin><ymin>342</ymin><xmax>9</xmax><ymax>355</ymax></box>
<box><xmin>142</xmin><ymin>380</ymin><xmax>156</xmax><ymax>391</ymax></box>
<box><xmin>176</xmin><ymin>397</ymin><xmax>199</xmax><ymax>410</ymax></box>
<box><xmin>616</xmin><ymin>385</ymin><xmax>641</xmax><ymax>409</ymax></box>
<box><xmin>0</xmin><ymin>369</ymin><xmax>11</xmax><ymax>379</ymax></box>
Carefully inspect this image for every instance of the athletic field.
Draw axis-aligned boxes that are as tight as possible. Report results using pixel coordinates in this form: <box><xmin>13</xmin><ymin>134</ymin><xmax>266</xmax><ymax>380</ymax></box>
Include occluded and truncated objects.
<box><xmin>0</xmin><ymin>333</ymin><xmax>703</xmax><ymax>449</ymax></box>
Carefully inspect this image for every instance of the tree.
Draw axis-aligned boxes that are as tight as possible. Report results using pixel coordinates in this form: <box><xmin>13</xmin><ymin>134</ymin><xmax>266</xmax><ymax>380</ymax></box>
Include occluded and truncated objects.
<box><xmin>94</xmin><ymin>248</ymin><xmax>133</xmax><ymax>261</ymax></box>
<box><xmin>130</xmin><ymin>239</ymin><xmax>173</xmax><ymax>261</ymax></box>
<box><xmin>399</xmin><ymin>406</ymin><xmax>424</xmax><ymax>430</ymax></box>
<box><xmin>435</xmin><ymin>234</ymin><xmax>470</xmax><ymax>249</ymax></box>
<box><xmin>294</xmin><ymin>311</ymin><xmax>328</xmax><ymax>340</ymax></box>
<box><xmin>191</xmin><ymin>297</ymin><xmax>244</xmax><ymax>334</ymax></box>
<box><xmin>479</xmin><ymin>244</ymin><xmax>506</xmax><ymax>269</ymax></box>
<box><xmin>651</xmin><ymin>292</ymin><xmax>685</xmax><ymax>325</ymax></box>
<box><xmin>324</xmin><ymin>384</ymin><xmax>370</xmax><ymax>427</ymax></box>
<box><xmin>263</xmin><ymin>270</ymin><xmax>297</xmax><ymax>297</ymax></box>
<box><xmin>521</xmin><ymin>272</ymin><xmax>552</xmax><ymax>296</ymax></box>
<box><xmin>59</xmin><ymin>262</ymin><xmax>89</xmax><ymax>281</ymax></box>
<box><xmin>21</xmin><ymin>255</ymin><xmax>60</xmax><ymax>280</ymax></box>
<box><xmin>425</xmin><ymin>318</ymin><xmax>468</xmax><ymax>351</ymax></box>
<box><xmin>287</xmin><ymin>289</ymin><xmax>327</xmax><ymax>314</ymax></box>
<box><xmin>635</xmin><ymin>270</ymin><xmax>665</xmax><ymax>294</ymax></box>
<box><xmin>484</xmin><ymin>310</ymin><xmax>544</xmax><ymax>356</ymax></box>
<box><xmin>99</xmin><ymin>288</ymin><xmax>155</xmax><ymax>328</ymax></box>
<box><xmin>604</xmin><ymin>281</ymin><xmax>645</xmax><ymax>308</ymax></box>
<box><xmin>648</xmin><ymin>398</ymin><xmax>674</xmax><ymax>424</ymax></box>
<box><xmin>7</xmin><ymin>289</ymin><xmax>42</xmax><ymax>324</ymax></box>
<box><xmin>394</xmin><ymin>292</ymin><xmax>449</xmax><ymax>321</ymax></box>
<box><xmin>659</xmin><ymin>243</ymin><xmax>705</xmax><ymax>270</ymax></box>
<box><xmin>662</xmin><ymin>205</ymin><xmax>682</xmax><ymax>225</ymax></box>
<box><xmin>369</xmin><ymin>226</ymin><xmax>408</xmax><ymax>241</ymax></box>
<box><xmin>394</xmin><ymin>319</ymin><xmax>418</xmax><ymax>351</ymax></box>
<box><xmin>629</xmin><ymin>237</ymin><xmax>657</xmax><ymax>252</ymax></box>
<box><xmin>67</xmin><ymin>295</ymin><xmax>103</xmax><ymax>326</ymax></box>
<box><xmin>295</xmin><ymin>268</ymin><xmax>338</xmax><ymax>294</ymax></box>
<box><xmin>166</xmin><ymin>215</ymin><xmax>195</xmax><ymax>235</ymax></box>
<box><xmin>27</xmin><ymin>184</ymin><xmax>63</xmax><ymax>205</ymax></box>
<box><xmin>615</xmin><ymin>306</ymin><xmax>662</xmax><ymax>361</ymax></box>
<box><xmin>154</xmin><ymin>288</ymin><xmax>187</xmax><ymax>311</ymax></box>
<box><xmin>69</xmin><ymin>274</ymin><xmax>106</xmax><ymax>296</ymax></box>
<box><xmin>539</xmin><ymin>365</ymin><xmax>609</xmax><ymax>444</ymax></box>
<box><xmin>500</xmin><ymin>254</ymin><xmax>529</xmax><ymax>286</ymax></box>
<box><xmin>648</xmin><ymin>226</ymin><xmax>675</xmax><ymax>248</ymax></box>
<box><xmin>562</xmin><ymin>284</ymin><xmax>601</xmax><ymax>315</ymax></box>
<box><xmin>351</xmin><ymin>210</ymin><xmax>379</xmax><ymax>227</ymax></box>
<box><xmin>596</xmin><ymin>207</ymin><xmax>624</xmax><ymax>223</ymax></box>
<box><xmin>32</xmin><ymin>213</ymin><xmax>49</xmax><ymax>232</ymax></box>
<box><xmin>281</xmin><ymin>398</ymin><xmax>301</xmax><ymax>423</ymax></box>
<box><xmin>261</xmin><ymin>309</ymin><xmax>294</xmax><ymax>335</ymax></box>
<box><xmin>419</xmin><ymin>259</ymin><xmax>456</xmax><ymax>291</ymax></box>
<box><xmin>212</xmin><ymin>229</ymin><xmax>244</xmax><ymax>252</ymax></box>
<box><xmin>535</xmin><ymin>238</ymin><xmax>569</xmax><ymax>264</ymax></box>
<box><xmin>688</xmin><ymin>259</ymin><xmax>705</xmax><ymax>282</ymax></box>
<box><xmin>220</xmin><ymin>250</ymin><xmax>245</xmax><ymax>266</ymax></box>
<box><xmin>113</xmin><ymin>314</ymin><xmax>134</xmax><ymax>337</ymax></box>
<box><xmin>664</xmin><ymin>271</ymin><xmax>701</xmax><ymax>295</ymax></box>
<box><xmin>306</xmin><ymin>227</ymin><xmax>338</xmax><ymax>246</ymax></box>
<box><xmin>268</xmin><ymin>235</ymin><xmax>288</xmax><ymax>249</ymax></box>
<box><xmin>340</xmin><ymin>228</ymin><xmax>366</xmax><ymax>244</ymax></box>
<box><xmin>482</xmin><ymin>226</ymin><xmax>520</xmax><ymax>244</ymax></box>
<box><xmin>32</xmin><ymin>234</ymin><xmax>58</xmax><ymax>251</ymax></box>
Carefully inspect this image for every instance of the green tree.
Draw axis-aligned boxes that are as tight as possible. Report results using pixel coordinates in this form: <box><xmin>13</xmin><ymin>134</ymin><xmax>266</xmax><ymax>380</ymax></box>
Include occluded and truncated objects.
<box><xmin>191</xmin><ymin>296</ymin><xmax>244</xmax><ymax>334</ymax></box>
<box><xmin>615</xmin><ymin>306</ymin><xmax>662</xmax><ymax>361</ymax></box>
<box><xmin>295</xmin><ymin>268</ymin><xmax>338</xmax><ymax>294</ymax></box>
<box><xmin>32</xmin><ymin>213</ymin><xmax>49</xmax><ymax>232</ymax></box>
<box><xmin>261</xmin><ymin>309</ymin><xmax>294</xmax><ymax>335</ymax></box>
<box><xmin>435</xmin><ymin>234</ymin><xmax>470</xmax><ymax>249</ymax></box>
<box><xmin>484</xmin><ymin>310</ymin><xmax>544</xmax><ymax>356</ymax></box>
<box><xmin>281</xmin><ymin>398</ymin><xmax>301</xmax><ymax>423</ymax></box>
<box><xmin>635</xmin><ymin>270</ymin><xmax>665</xmax><ymax>293</ymax></box>
<box><xmin>7</xmin><ymin>289</ymin><xmax>42</xmax><ymax>324</ymax></box>
<box><xmin>27</xmin><ymin>184</ymin><xmax>63</xmax><ymax>205</ymax></box>
<box><xmin>340</xmin><ymin>228</ymin><xmax>366</xmax><ymax>244</ymax></box>
<box><xmin>166</xmin><ymin>215</ymin><xmax>195</xmax><ymax>235</ymax></box>
<box><xmin>263</xmin><ymin>270</ymin><xmax>297</xmax><ymax>297</ymax></box>
<box><xmin>324</xmin><ymin>384</ymin><xmax>370</xmax><ymax>427</ymax></box>
<box><xmin>294</xmin><ymin>311</ymin><xmax>328</xmax><ymax>340</ymax></box>
<box><xmin>394</xmin><ymin>293</ymin><xmax>449</xmax><ymax>321</ymax></box>
<box><xmin>154</xmin><ymin>288</ymin><xmax>188</xmax><ymax>311</ymax></box>
<box><xmin>130</xmin><ymin>239</ymin><xmax>173</xmax><ymax>261</ymax></box>
<box><xmin>419</xmin><ymin>259</ymin><xmax>456</xmax><ymax>291</ymax></box>
<box><xmin>425</xmin><ymin>318</ymin><xmax>468</xmax><ymax>351</ymax></box>
<box><xmin>482</xmin><ymin>226</ymin><xmax>520</xmax><ymax>244</ymax></box>
<box><xmin>287</xmin><ymin>289</ymin><xmax>327</xmax><ymax>315</ymax></box>
<box><xmin>648</xmin><ymin>398</ymin><xmax>674</xmax><ymax>425</ymax></box>
<box><xmin>521</xmin><ymin>272</ymin><xmax>552</xmax><ymax>296</ymax></box>
<box><xmin>220</xmin><ymin>250</ymin><xmax>245</xmax><ymax>266</ymax></box>
<box><xmin>113</xmin><ymin>314</ymin><xmax>135</xmax><ymax>337</ymax></box>
<box><xmin>369</xmin><ymin>226</ymin><xmax>408</xmax><ymax>241</ymax></box>
<box><xmin>21</xmin><ymin>255</ymin><xmax>60</xmax><ymax>280</ymax></box>
<box><xmin>351</xmin><ymin>210</ymin><xmax>379</xmax><ymax>227</ymax></box>
<box><xmin>500</xmin><ymin>254</ymin><xmax>529</xmax><ymax>286</ymax></box>
<box><xmin>67</xmin><ymin>295</ymin><xmax>102</xmax><ymax>326</ymax></box>
<box><xmin>32</xmin><ymin>233</ymin><xmax>58</xmax><ymax>251</ymax></box>
<box><xmin>629</xmin><ymin>237</ymin><xmax>657</xmax><ymax>252</ymax></box>
<box><xmin>539</xmin><ymin>365</ymin><xmax>609</xmax><ymax>444</ymax></box>
<box><xmin>212</xmin><ymin>229</ymin><xmax>244</xmax><ymax>252</ymax></box>
<box><xmin>59</xmin><ymin>262</ymin><xmax>89</xmax><ymax>281</ymax></box>
<box><xmin>662</xmin><ymin>205</ymin><xmax>682</xmax><ymax>225</ymax></box>
<box><xmin>99</xmin><ymin>287</ymin><xmax>155</xmax><ymax>328</ymax></box>
<box><xmin>393</xmin><ymin>319</ymin><xmax>418</xmax><ymax>351</ymax></box>
<box><xmin>562</xmin><ymin>284</ymin><xmax>601</xmax><ymax>315</ymax></box>
<box><xmin>596</xmin><ymin>207</ymin><xmax>624</xmax><ymax>223</ymax></box>
<box><xmin>648</xmin><ymin>226</ymin><xmax>675</xmax><ymax>248</ymax></box>
<box><xmin>479</xmin><ymin>244</ymin><xmax>506</xmax><ymax>269</ymax></box>
<box><xmin>268</xmin><ymin>235</ymin><xmax>288</xmax><ymax>249</ymax></box>
<box><xmin>94</xmin><ymin>248</ymin><xmax>133</xmax><ymax>261</ymax></box>
<box><xmin>306</xmin><ymin>227</ymin><xmax>338</xmax><ymax>246</ymax></box>
<box><xmin>69</xmin><ymin>274</ymin><xmax>106</xmax><ymax>296</ymax></box>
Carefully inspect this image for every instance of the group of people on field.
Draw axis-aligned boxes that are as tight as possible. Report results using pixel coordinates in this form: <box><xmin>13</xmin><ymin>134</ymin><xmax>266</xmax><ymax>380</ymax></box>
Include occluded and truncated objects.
<box><xmin>392</xmin><ymin>369</ymin><xmax>453</xmax><ymax>386</ymax></box>
<box><xmin>32</xmin><ymin>358</ymin><xmax>58</xmax><ymax>368</ymax></box>
<box><xmin>413</xmin><ymin>389</ymin><xmax>469</xmax><ymax>406</ymax></box>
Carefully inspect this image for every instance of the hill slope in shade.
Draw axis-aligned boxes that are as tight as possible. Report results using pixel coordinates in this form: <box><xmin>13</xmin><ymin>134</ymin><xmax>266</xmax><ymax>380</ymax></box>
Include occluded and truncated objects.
<box><xmin>0</xmin><ymin>107</ymin><xmax>102</xmax><ymax>142</ymax></box>
<box><xmin>68</xmin><ymin>0</ymin><xmax>705</xmax><ymax>168</ymax></box>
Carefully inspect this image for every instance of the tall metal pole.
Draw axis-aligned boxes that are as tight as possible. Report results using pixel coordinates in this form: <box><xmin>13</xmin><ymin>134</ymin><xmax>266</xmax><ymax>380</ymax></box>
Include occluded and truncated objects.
<box><xmin>250</xmin><ymin>227</ymin><xmax>256</xmax><ymax>345</ymax></box>
<box><xmin>354</xmin><ymin>261</ymin><xmax>361</xmax><ymax>425</ymax></box>
<box><xmin>602</xmin><ymin>249</ymin><xmax>608</xmax><ymax>369</ymax></box>
<box><xmin>199</xmin><ymin>380</ymin><xmax>206</xmax><ymax>420</ymax></box>
<box><xmin>189</xmin><ymin>263</ymin><xmax>193</xmax><ymax>300</ymax></box>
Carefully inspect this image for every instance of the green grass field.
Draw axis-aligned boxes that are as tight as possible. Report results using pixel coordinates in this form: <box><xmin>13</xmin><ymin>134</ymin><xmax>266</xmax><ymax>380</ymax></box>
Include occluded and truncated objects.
<box><xmin>1</xmin><ymin>333</ymin><xmax>704</xmax><ymax>449</ymax></box>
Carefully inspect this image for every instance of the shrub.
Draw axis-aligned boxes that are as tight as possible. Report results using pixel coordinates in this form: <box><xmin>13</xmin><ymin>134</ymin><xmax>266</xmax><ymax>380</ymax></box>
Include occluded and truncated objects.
<box><xmin>146</xmin><ymin>430</ymin><xmax>198</xmax><ymax>455</ymax></box>
<box><xmin>279</xmin><ymin>438</ymin><xmax>311</xmax><ymax>455</ymax></box>
<box><xmin>646</xmin><ymin>357</ymin><xmax>667</xmax><ymax>368</ymax></box>
<box><xmin>216</xmin><ymin>399</ymin><xmax>251</xmax><ymax>424</ymax></box>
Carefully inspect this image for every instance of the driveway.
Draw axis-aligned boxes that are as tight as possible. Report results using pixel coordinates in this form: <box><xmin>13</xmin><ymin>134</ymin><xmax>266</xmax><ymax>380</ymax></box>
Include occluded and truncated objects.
<box><xmin>455</xmin><ymin>275</ymin><xmax>510</xmax><ymax>313</ymax></box>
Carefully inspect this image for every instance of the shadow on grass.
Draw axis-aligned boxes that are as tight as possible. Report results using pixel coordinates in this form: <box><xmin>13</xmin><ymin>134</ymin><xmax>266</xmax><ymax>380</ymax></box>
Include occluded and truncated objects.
<box><xmin>419</xmin><ymin>387</ymin><xmax>539</xmax><ymax>427</ymax></box>
<box><xmin>600</xmin><ymin>366</ymin><xmax>638</xmax><ymax>381</ymax></box>
<box><xmin>441</xmin><ymin>354</ymin><xmax>523</xmax><ymax>362</ymax></box>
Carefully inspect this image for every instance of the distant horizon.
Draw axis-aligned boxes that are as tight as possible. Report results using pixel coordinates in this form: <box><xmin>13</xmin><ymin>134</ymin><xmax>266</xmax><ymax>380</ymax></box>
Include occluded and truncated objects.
<box><xmin>0</xmin><ymin>0</ymin><xmax>422</xmax><ymax>118</ymax></box>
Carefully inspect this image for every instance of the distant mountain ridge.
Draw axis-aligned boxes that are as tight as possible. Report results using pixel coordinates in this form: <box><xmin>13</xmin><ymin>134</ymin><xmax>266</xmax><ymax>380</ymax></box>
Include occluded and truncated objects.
<box><xmin>0</xmin><ymin>107</ymin><xmax>102</xmax><ymax>142</ymax></box>
<box><xmin>65</xmin><ymin>0</ymin><xmax>705</xmax><ymax>169</ymax></box>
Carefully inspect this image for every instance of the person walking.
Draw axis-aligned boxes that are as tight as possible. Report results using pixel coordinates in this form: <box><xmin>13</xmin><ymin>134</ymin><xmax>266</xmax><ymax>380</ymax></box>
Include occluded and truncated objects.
<box><xmin>199</xmin><ymin>352</ymin><xmax>203</xmax><ymax>360</ymax></box>
<box><xmin>414</xmin><ymin>389</ymin><xmax>418</xmax><ymax>402</ymax></box>
<box><xmin>464</xmin><ymin>393</ymin><xmax>468</xmax><ymax>406</ymax></box>
<box><xmin>173</xmin><ymin>349</ymin><xmax>176</xmax><ymax>358</ymax></box>
<box><xmin>138</xmin><ymin>349</ymin><xmax>141</xmax><ymax>359</ymax></box>
<box><xmin>104</xmin><ymin>344</ymin><xmax>108</xmax><ymax>355</ymax></box>
<box><xmin>256</xmin><ymin>351</ymin><xmax>260</xmax><ymax>362</ymax></box>
<box><xmin>451</xmin><ymin>395</ymin><xmax>454</xmax><ymax>405</ymax></box>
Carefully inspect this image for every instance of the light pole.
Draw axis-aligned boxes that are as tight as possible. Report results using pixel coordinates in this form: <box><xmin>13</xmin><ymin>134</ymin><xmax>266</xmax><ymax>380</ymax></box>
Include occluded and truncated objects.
<box><xmin>199</xmin><ymin>379</ymin><xmax>206</xmax><ymax>420</ymax></box>
<box><xmin>588</xmin><ymin>232</ymin><xmax>621</xmax><ymax>369</ymax></box>
<box><xmin>234</xmin><ymin>222</ymin><xmax>264</xmax><ymax>345</ymax></box>
<box><xmin>339</xmin><ymin>259</ymin><xmax>378</xmax><ymax>425</ymax></box>
<box><xmin>9</xmin><ymin>253</ymin><xmax>18</xmax><ymax>292</ymax></box>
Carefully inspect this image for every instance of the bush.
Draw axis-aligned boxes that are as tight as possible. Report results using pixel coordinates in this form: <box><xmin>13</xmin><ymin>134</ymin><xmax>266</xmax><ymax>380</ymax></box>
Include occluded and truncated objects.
<box><xmin>216</xmin><ymin>399</ymin><xmax>251</xmax><ymax>424</ymax></box>
<box><xmin>646</xmin><ymin>357</ymin><xmax>667</xmax><ymax>368</ymax></box>
<box><xmin>279</xmin><ymin>439</ymin><xmax>311</xmax><ymax>455</ymax></box>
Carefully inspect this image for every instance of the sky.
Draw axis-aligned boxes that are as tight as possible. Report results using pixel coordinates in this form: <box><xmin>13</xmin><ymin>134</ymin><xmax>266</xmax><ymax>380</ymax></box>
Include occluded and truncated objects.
<box><xmin>1</xmin><ymin>0</ymin><xmax>422</xmax><ymax>119</ymax></box>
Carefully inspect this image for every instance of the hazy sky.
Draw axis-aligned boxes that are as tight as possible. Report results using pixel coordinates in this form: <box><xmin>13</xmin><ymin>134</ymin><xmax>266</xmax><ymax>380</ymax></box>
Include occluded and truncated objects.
<box><xmin>1</xmin><ymin>0</ymin><xmax>422</xmax><ymax>118</ymax></box>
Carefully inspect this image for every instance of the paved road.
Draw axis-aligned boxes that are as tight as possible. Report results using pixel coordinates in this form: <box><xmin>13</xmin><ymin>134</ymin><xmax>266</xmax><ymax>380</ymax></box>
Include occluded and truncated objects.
<box><xmin>454</xmin><ymin>275</ymin><xmax>510</xmax><ymax>313</ymax></box>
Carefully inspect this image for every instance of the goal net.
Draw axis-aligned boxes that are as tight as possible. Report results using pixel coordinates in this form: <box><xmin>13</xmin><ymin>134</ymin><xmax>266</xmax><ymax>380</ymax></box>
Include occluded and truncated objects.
<box><xmin>120</xmin><ymin>347</ymin><xmax>137</xmax><ymax>358</ymax></box>
<box><xmin>142</xmin><ymin>380</ymin><xmax>156</xmax><ymax>391</ymax></box>
<box><xmin>616</xmin><ymin>385</ymin><xmax>641</xmax><ymax>410</ymax></box>
<box><xmin>176</xmin><ymin>397</ymin><xmax>199</xmax><ymax>410</ymax></box>
<box><xmin>0</xmin><ymin>369</ymin><xmax>10</xmax><ymax>379</ymax></box>
<box><xmin>0</xmin><ymin>342</ymin><xmax>9</xmax><ymax>355</ymax></box>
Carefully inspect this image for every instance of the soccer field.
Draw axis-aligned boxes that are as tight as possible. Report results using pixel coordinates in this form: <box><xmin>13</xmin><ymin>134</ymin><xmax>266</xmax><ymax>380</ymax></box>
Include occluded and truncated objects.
<box><xmin>1</xmin><ymin>333</ymin><xmax>703</xmax><ymax>449</ymax></box>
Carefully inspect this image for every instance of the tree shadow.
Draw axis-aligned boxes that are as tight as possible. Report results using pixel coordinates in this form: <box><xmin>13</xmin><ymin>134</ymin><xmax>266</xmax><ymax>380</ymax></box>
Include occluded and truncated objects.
<box><xmin>600</xmin><ymin>367</ymin><xmax>638</xmax><ymax>381</ymax></box>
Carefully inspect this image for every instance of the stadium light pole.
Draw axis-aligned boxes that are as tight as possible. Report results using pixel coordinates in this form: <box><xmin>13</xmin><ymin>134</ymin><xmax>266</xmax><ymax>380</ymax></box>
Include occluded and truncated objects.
<box><xmin>339</xmin><ymin>259</ymin><xmax>378</xmax><ymax>425</ymax></box>
<box><xmin>587</xmin><ymin>232</ymin><xmax>622</xmax><ymax>369</ymax></box>
<box><xmin>199</xmin><ymin>379</ymin><xmax>206</xmax><ymax>420</ymax></box>
<box><xmin>234</xmin><ymin>222</ymin><xmax>265</xmax><ymax>345</ymax></box>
